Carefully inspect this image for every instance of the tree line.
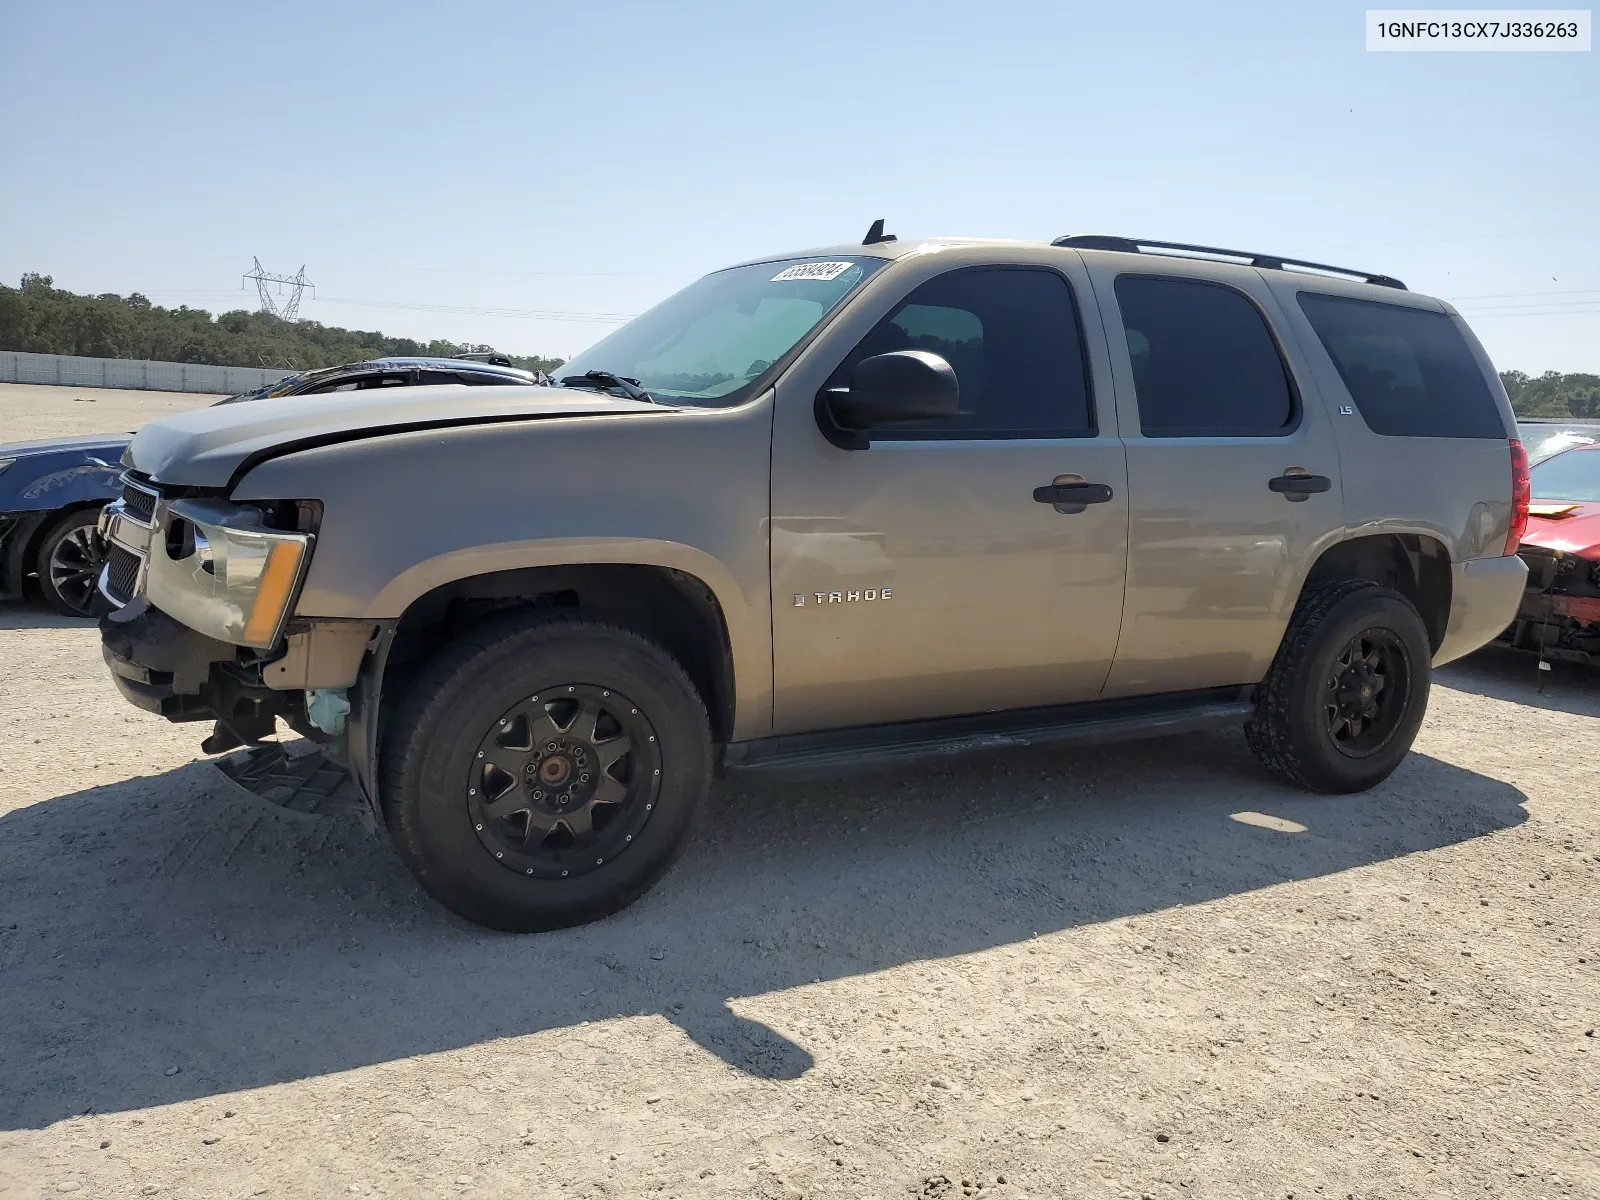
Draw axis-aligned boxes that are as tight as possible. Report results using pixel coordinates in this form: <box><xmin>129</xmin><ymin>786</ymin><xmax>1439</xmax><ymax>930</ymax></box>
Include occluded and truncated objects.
<box><xmin>4</xmin><ymin>272</ymin><xmax>1595</xmax><ymax>417</ymax></box>
<box><xmin>1499</xmin><ymin>369</ymin><xmax>1600</xmax><ymax>420</ymax></box>
<box><xmin>0</xmin><ymin>274</ymin><xmax>563</xmax><ymax>376</ymax></box>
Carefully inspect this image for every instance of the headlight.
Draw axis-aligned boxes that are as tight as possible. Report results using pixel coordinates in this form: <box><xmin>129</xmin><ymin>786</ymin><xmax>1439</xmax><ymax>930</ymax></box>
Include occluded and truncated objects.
<box><xmin>192</xmin><ymin>527</ymin><xmax>215</xmax><ymax>573</ymax></box>
<box><xmin>145</xmin><ymin>499</ymin><xmax>313</xmax><ymax>649</ymax></box>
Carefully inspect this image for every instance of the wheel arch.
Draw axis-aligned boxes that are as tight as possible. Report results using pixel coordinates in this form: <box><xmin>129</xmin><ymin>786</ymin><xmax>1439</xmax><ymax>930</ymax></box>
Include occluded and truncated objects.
<box><xmin>380</xmin><ymin>563</ymin><xmax>739</xmax><ymax>745</ymax></box>
<box><xmin>1299</xmin><ymin>532</ymin><xmax>1452</xmax><ymax>652</ymax></box>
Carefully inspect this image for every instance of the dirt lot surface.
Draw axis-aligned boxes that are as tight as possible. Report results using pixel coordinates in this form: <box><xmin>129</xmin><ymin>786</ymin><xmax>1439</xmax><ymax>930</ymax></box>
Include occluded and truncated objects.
<box><xmin>0</xmin><ymin>382</ymin><xmax>219</xmax><ymax>442</ymax></box>
<box><xmin>1</xmin><ymin>388</ymin><xmax>1597</xmax><ymax>1200</ymax></box>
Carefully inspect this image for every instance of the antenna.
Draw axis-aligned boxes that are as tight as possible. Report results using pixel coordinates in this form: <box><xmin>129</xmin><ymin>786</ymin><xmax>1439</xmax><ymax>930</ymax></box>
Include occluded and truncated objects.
<box><xmin>244</xmin><ymin>258</ymin><xmax>316</xmax><ymax>320</ymax></box>
<box><xmin>862</xmin><ymin>219</ymin><xmax>897</xmax><ymax>246</ymax></box>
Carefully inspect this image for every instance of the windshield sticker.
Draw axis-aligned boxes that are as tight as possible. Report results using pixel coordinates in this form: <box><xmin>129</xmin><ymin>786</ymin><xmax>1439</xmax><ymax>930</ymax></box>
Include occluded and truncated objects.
<box><xmin>770</xmin><ymin>261</ymin><xmax>855</xmax><ymax>282</ymax></box>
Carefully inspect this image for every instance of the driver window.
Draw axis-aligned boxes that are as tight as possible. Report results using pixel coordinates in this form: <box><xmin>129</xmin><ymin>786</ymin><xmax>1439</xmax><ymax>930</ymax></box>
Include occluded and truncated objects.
<box><xmin>828</xmin><ymin>267</ymin><xmax>1094</xmax><ymax>439</ymax></box>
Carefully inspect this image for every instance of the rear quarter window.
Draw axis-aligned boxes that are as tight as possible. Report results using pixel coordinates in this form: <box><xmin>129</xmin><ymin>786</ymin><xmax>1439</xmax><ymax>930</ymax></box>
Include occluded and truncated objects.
<box><xmin>1297</xmin><ymin>293</ymin><xmax>1506</xmax><ymax>439</ymax></box>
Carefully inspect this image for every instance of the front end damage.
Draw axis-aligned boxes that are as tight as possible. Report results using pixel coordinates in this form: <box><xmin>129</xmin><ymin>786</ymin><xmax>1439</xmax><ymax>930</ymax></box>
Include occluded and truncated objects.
<box><xmin>98</xmin><ymin>472</ymin><xmax>382</xmax><ymax>820</ymax></box>
<box><xmin>1496</xmin><ymin>543</ymin><xmax>1600</xmax><ymax>666</ymax></box>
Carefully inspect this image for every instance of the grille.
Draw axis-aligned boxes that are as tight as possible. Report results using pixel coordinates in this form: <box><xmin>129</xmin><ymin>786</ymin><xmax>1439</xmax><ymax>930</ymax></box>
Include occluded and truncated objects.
<box><xmin>120</xmin><ymin>475</ymin><xmax>158</xmax><ymax>524</ymax></box>
<box><xmin>105</xmin><ymin>544</ymin><xmax>141</xmax><ymax>604</ymax></box>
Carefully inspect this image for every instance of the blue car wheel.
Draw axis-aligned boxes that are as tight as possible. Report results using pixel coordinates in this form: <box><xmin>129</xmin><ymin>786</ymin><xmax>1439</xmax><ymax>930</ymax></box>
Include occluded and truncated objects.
<box><xmin>37</xmin><ymin>507</ymin><xmax>109</xmax><ymax>617</ymax></box>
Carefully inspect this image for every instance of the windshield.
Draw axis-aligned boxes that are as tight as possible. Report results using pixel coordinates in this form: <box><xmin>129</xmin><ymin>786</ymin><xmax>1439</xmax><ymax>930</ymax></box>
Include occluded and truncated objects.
<box><xmin>1517</xmin><ymin>421</ymin><xmax>1600</xmax><ymax>464</ymax></box>
<box><xmin>557</xmin><ymin>256</ymin><xmax>887</xmax><ymax>406</ymax></box>
<box><xmin>1529</xmin><ymin>446</ymin><xmax>1600</xmax><ymax>503</ymax></box>
<box><xmin>216</xmin><ymin>373</ymin><xmax>307</xmax><ymax>405</ymax></box>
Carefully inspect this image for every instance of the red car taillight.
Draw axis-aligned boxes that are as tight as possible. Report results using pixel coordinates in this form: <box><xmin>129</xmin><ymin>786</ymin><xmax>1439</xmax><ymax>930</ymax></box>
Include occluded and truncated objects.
<box><xmin>1505</xmin><ymin>438</ymin><xmax>1530</xmax><ymax>555</ymax></box>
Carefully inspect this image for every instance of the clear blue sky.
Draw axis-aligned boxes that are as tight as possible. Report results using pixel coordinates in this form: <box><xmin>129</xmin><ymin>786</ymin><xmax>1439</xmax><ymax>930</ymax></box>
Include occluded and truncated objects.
<box><xmin>2</xmin><ymin>0</ymin><xmax>1595</xmax><ymax>371</ymax></box>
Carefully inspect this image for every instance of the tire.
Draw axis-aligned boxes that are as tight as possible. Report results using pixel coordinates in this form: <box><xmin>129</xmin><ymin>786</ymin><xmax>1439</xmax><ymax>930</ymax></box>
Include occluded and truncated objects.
<box><xmin>1245</xmin><ymin>579</ymin><xmax>1432</xmax><ymax>794</ymax></box>
<box><xmin>381</xmin><ymin>611</ymin><xmax>712</xmax><ymax>932</ymax></box>
<box><xmin>36</xmin><ymin>507</ymin><xmax>109</xmax><ymax>618</ymax></box>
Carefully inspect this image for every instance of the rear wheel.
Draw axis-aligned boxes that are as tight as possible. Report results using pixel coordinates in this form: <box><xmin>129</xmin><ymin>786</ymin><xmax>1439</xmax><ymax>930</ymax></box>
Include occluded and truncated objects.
<box><xmin>37</xmin><ymin>508</ymin><xmax>109</xmax><ymax>617</ymax></box>
<box><xmin>1246</xmin><ymin>579</ymin><xmax>1432</xmax><ymax>793</ymax></box>
<box><xmin>381</xmin><ymin>612</ymin><xmax>712</xmax><ymax>931</ymax></box>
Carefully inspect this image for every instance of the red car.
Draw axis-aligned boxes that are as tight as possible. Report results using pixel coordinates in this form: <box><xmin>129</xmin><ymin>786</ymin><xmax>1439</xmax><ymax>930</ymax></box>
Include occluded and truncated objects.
<box><xmin>1498</xmin><ymin>441</ymin><xmax>1600</xmax><ymax>665</ymax></box>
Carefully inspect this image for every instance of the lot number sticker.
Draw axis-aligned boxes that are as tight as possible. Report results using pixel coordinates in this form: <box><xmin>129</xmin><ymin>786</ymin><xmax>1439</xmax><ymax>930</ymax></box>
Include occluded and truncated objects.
<box><xmin>771</xmin><ymin>261</ymin><xmax>855</xmax><ymax>282</ymax></box>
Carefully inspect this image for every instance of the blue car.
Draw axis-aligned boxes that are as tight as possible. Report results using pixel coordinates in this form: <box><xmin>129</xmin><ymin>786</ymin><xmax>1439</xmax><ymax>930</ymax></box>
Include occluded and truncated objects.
<box><xmin>0</xmin><ymin>355</ymin><xmax>538</xmax><ymax>615</ymax></box>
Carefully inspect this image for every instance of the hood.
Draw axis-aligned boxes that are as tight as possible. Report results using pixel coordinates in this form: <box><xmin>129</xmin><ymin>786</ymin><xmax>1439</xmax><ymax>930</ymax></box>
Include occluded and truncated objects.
<box><xmin>0</xmin><ymin>432</ymin><xmax>134</xmax><ymax>459</ymax></box>
<box><xmin>1522</xmin><ymin>500</ymin><xmax>1600</xmax><ymax>559</ymax></box>
<box><xmin>129</xmin><ymin>384</ymin><xmax>668</xmax><ymax>488</ymax></box>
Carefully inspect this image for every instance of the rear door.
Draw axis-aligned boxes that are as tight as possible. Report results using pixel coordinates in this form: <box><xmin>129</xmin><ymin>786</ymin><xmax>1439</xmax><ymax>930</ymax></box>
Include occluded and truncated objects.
<box><xmin>1084</xmin><ymin>258</ymin><xmax>1346</xmax><ymax>697</ymax></box>
<box><xmin>1275</xmin><ymin>286</ymin><xmax>1517</xmax><ymax>562</ymax></box>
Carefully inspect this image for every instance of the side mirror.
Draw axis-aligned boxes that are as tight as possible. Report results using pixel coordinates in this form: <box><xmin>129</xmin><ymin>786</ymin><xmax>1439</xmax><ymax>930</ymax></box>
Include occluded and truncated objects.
<box><xmin>817</xmin><ymin>350</ymin><xmax>960</xmax><ymax>449</ymax></box>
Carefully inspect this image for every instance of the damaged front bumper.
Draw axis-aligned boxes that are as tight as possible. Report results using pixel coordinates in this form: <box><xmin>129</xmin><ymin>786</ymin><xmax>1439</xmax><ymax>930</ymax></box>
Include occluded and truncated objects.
<box><xmin>99</xmin><ymin>597</ymin><xmax>384</xmax><ymax>822</ymax></box>
<box><xmin>1495</xmin><ymin>545</ymin><xmax>1600</xmax><ymax>666</ymax></box>
<box><xmin>100</xmin><ymin>598</ymin><xmax>241</xmax><ymax>721</ymax></box>
<box><xmin>96</xmin><ymin>470</ymin><xmax>385</xmax><ymax>820</ymax></box>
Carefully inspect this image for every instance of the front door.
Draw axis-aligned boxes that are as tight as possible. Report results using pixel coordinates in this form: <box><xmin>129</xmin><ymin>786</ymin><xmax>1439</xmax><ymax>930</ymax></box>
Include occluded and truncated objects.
<box><xmin>1083</xmin><ymin>260</ymin><xmax>1347</xmax><ymax>697</ymax></box>
<box><xmin>769</xmin><ymin>261</ymin><xmax>1129</xmax><ymax>733</ymax></box>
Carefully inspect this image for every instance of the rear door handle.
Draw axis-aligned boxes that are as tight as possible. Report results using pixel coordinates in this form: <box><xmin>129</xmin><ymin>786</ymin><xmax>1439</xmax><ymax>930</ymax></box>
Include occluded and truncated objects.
<box><xmin>1033</xmin><ymin>481</ymin><xmax>1114</xmax><ymax>513</ymax></box>
<box><xmin>1268</xmin><ymin>473</ymin><xmax>1332</xmax><ymax>501</ymax></box>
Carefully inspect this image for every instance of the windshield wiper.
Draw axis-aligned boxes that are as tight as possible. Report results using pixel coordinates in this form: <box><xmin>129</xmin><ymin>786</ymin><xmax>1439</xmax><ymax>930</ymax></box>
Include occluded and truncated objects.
<box><xmin>560</xmin><ymin>370</ymin><xmax>659</xmax><ymax>405</ymax></box>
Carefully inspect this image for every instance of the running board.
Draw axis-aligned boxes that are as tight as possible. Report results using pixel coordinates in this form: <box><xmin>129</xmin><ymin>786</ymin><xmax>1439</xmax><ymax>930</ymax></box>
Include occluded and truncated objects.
<box><xmin>721</xmin><ymin>688</ymin><xmax>1256</xmax><ymax>777</ymax></box>
<box><xmin>214</xmin><ymin>740</ymin><xmax>368</xmax><ymax>823</ymax></box>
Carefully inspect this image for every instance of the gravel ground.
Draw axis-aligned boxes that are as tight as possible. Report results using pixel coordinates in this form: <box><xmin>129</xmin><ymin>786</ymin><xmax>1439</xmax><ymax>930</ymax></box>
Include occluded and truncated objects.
<box><xmin>0</xmin><ymin>387</ymin><xmax>1597</xmax><ymax>1200</ymax></box>
<box><xmin>0</xmin><ymin>382</ymin><xmax>219</xmax><ymax>440</ymax></box>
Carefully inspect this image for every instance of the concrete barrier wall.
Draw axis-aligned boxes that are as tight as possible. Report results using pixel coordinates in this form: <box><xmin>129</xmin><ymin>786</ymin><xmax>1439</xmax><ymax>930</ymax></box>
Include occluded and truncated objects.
<box><xmin>0</xmin><ymin>351</ymin><xmax>291</xmax><ymax>395</ymax></box>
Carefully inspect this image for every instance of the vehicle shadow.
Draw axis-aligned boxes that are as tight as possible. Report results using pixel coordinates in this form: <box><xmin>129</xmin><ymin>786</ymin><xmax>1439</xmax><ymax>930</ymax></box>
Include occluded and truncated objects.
<box><xmin>0</xmin><ymin>598</ymin><xmax>91</xmax><ymax>631</ymax></box>
<box><xmin>0</xmin><ymin>728</ymin><xmax>1527</xmax><ymax>1129</ymax></box>
<box><xmin>1438</xmin><ymin>644</ymin><xmax>1600</xmax><ymax>719</ymax></box>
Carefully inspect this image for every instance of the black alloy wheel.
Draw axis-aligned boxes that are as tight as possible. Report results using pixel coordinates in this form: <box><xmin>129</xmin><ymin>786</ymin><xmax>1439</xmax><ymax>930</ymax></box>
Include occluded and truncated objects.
<box><xmin>1246</xmin><ymin>579</ymin><xmax>1432</xmax><ymax>794</ymax></box>
<box><xmin>1323</xmin><ymin>628</ymin><xmax>1411</xmax><ymax>757</ymax></box>
<box><xmin>38</xmin><ymin>509</ymin><xmax>110</xmax><ymax>617</ymax></box>
<box><xmin>468</xmin><ymin>685</ymin><xmax>663</xmax><ymax>880</ymax></box>
<box><xmin>382</xmin><ymin>611</ymin><xmax>712</xmax><ymax>932</ymax></box>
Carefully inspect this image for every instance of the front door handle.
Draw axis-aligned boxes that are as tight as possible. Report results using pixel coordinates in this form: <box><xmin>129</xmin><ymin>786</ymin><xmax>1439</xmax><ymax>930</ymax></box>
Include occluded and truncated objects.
<box><xmin>1268</xmin><ymin>472</ymin><xmax>1332</xmax><ymax>501</ymax></box>
<box><xmin>1033</xmin><ymin>480</ymin><xmax>1114</xmax><ymax>514</ymax></box>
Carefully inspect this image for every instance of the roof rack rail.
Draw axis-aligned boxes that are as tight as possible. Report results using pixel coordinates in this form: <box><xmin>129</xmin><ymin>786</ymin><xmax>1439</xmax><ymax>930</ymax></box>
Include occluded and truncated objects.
<box><xmin>1050</xmin><ymin>234</ymin><xmax>1407</xmax><ymax>291</ymax></box>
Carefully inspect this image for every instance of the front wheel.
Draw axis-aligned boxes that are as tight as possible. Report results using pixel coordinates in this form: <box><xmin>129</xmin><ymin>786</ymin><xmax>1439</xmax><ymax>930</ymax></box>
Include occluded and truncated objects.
<box><xmin>37</xmin><ymin>507</ymin><xmax>110</xmax><ymax>617</ymax></box>
<box><xmin>1246</xmin><ymin>579</ymin><xmax>1432</xmax><ymax>794</ymax></box>
<box><xmin>381</xmin><ymin>612</ymin><xmax>712</xmax><ymax>932</ymax></box>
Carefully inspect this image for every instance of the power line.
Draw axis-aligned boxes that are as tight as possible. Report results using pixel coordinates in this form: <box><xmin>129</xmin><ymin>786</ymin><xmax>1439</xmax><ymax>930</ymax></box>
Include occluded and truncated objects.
<box><xmin>311</xmin><ymin>295</ymin><xmax>636</xmax><ymax>323</ymax></box>
<box><xmin>128</xmin><ymin>289</ymin><xmax>636</xmax><ymax>323</ymax></box>
<box><xmin>390</xmin><ymin>265</ymin><xmax>694</xmax><ymax>280</ymax></box>
<box><xmin>1446</xmin><ymin>287</ymin><xmax>1600</xmax><ymax>302</ymax></box>
<box><xmin>1465</xmin><ymin>312</ymin><xmax>1600</xmax><ymax>321</ymax></box>
<box><xmin>1458</xmin><ymin>300</ymin><xmax>1600</xmax><ymax>314</ymax></box>
<box><xmin>1322</xmin><ymin>226</ymin><xmax>1597</xmax><ymax>251</ymax></box>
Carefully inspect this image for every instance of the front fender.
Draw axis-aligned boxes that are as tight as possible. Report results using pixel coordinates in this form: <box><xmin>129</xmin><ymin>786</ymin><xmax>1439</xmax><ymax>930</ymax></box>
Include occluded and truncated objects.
<box><xmin>228</xmin><ymin>405</ymin><xmax>776</xmax><ymax>740</ymax></box>
<box><xmin>1</xmin><ymin>456</ymin><xmax>122</xmax><ymax>513</ymax></box>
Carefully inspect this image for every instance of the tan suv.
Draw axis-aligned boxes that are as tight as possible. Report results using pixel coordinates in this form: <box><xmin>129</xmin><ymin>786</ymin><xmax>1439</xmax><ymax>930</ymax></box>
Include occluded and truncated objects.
<box><xmin>96</xmin><ymin>227</ymin><xmax>1530</xmax><ymax>931</ymax></box>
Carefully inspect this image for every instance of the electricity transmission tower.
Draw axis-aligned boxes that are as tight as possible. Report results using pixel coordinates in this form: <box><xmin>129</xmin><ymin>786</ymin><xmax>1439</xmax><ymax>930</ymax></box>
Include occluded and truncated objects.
<box><xmin>244</xmin><ymin>258</ymin><xmax>314</xmax><ymax>321</ymax></box>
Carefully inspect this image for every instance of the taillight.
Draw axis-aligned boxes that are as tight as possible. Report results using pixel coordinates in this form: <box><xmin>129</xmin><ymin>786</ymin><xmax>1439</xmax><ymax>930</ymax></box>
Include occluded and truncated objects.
<box><xmin>1505</xmin><ymin>438</ymin><xmax>1530</xmax><ymax>555</ymax></box>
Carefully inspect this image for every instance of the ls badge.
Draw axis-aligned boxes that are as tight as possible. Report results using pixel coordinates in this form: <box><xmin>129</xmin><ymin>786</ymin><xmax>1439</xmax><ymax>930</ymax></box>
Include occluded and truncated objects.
<box><xmin>794</xmin><ymin>588</ymin><xmax>892</xmax><ymax>607</ymax></box>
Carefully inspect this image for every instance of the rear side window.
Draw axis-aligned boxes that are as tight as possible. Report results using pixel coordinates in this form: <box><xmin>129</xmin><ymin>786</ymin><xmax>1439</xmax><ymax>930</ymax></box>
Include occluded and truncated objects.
<box><xmin>1115</xmin><ymin>276</ymin><xmax>1295</xmax><ymax>437</ymax></box>
<box><xmin>1297</xmin><ymin>293</ymin><xmax>1505</xmax><ymax>439</ymax></box>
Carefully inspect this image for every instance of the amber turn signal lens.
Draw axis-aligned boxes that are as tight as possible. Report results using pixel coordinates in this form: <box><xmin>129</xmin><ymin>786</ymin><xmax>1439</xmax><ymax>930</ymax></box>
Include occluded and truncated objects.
<box><xmin>242</xmin><ymin>540</ymin><xmax>305</xmax><ymax>646</ymax></box>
